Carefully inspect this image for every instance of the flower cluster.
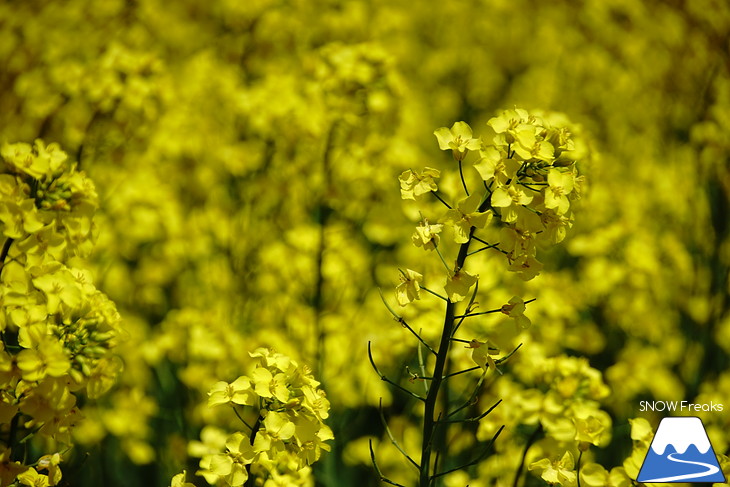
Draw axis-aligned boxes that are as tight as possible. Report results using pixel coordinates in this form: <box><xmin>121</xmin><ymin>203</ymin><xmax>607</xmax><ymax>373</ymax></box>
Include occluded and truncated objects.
<box><xmin>0</xmin><ymin>140</ymin><xmax>122</xmax><ymax>486</ymax></box>
<box><xmin>398</xmin><ymin>109</ymin><xmax>585</xmax><ymax>308</ymax></box>
<box><xmin>195</xmin><ymin>348</ymin><xmax>332</xmax><ymax>487</ymax></box>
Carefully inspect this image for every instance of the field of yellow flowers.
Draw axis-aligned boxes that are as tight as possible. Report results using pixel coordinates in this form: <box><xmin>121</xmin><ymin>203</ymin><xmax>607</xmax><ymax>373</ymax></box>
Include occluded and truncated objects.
<box><xmin>1</xmin><ymin>1</ymin><xmax>729</xmax><ymax>486</ymax></box>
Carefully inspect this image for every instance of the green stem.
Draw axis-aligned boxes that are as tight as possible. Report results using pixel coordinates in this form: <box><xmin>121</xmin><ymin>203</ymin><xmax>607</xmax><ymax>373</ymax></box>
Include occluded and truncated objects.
<box><xmin>419</xmin><ymin>227</ymin><xmax>475</xmax><ymax>487</ymax></box>
<box><xmin>243</xmin><ymin>415</ymin><xmax>263</xmax><ymax>487</ymax></box>
<box><xmin>458</xmin><ymin>160</ymin><xmax>470</xmax><ymax>196</ymax></box>
<box><xmin>0</xmin><ymin>237</ymin><xmax>13</xmax><ymax>271</ymax></box>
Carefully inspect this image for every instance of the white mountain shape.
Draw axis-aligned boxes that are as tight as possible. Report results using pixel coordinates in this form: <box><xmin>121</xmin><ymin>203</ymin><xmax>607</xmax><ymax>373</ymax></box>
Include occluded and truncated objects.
<box><xmin>650</xmin><ymin>417</ymin><xmax>712</xmax><ymax>455</ymax></box>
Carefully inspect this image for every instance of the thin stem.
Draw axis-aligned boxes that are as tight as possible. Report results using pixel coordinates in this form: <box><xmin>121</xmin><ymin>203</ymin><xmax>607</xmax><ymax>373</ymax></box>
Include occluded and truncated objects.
<box><xmin>399</xmin><ymin>319</ymin><xmax>437</xmax><ymax>356</ymax></box>
<box><xmin>313</xmin><ymin>123</ymin><xmax>337</xmax><ymax>380</ymax></box>
<box><xmin>444</xmin><ymin>365</ymin><xmax>480</xmax><ymax>379</ymax></box>
<box><xmin>370</xmin><ymin>440</ymin><xmax>407</xmax><ymax>487</ymax></box>
<box><xmin>419</xmin><ymin>226</ymin><xmax>476</xmax><ymax>487</ymax></box>
<box><xmin>378</xmin><ymin>287</ymin><xmax>403</xmax><ymax>320</ymax></box>
<box><xmin>512</xmin><ymin>424</ymin><xmax>543</xmax><ymax>487</ymax></box>
<box><xmin>232</xmin><ymin>407</ymin><xmax>253</xmax><ymax>430</ymax></box>
<box><xmin>446</xmin><ymin>370</ymin><xmax>487</xmax><ymax>419</ymax></box>
<box><xmin>0</xmin><ymin>238</ymin><xmax>13</xmax><ymax>271</ymax></box>
<box><xmin>434</xmin><ymin>245</ymin><xmax>451</xmax><ymax>272</ymax></box>
<box><xmin>458</xmin><ymin>160</ymin><xmax>470</xmax><ymax>196</ymax></box>
<box><xmin>467</xmin><ymin>241</ymin><xmax>502</xmax><ymax>257</ymax></box>
<box><xmin>430</xmin><ymin>425</ymin><xmax>505</xmax><ymax>480</ymax></box>
<box><xmin>455</xmin><ymin>299</ymin><xmax>535</xmax><ymax>319</ymax></box>
<box><xmin>431</xmin><ymin>191</ymin><xmax>452</xmax><ymax>209</ymax></box>
<box><xmin>368</xmin><ymin>342</ymin><xmax>426</xmax><ymax>402</ymax></box>
<box><xmin>577</xmin><ymin>450</ymin><xmax>584</xmax><ymax>487</ymax></box>
<box><xmin>379</xmin><ymin>399</ymin><xmax>421</xmax><ymax>471</ymax></box>
<box><xmin>470</xmin><ymin>236</ymin><xmax>510</xmax><ymax>257</ymax></box>
<box><xmin>452</xmin><ymin>280</ymin><xmax>479</xmax><ymax>337</ymax></box>
<box><xmin>438</xmin><ymin>399</ymin><xmax>501</xmax><ymax>424</ymax></box>
<box><xmin>421</xmin><ymin>286</ymin><xmax>448</xmax><ymax>302</ymax></box>
<box><xmin>417</xmin><ymin>337</ymin><xmax>430</xmax><ymax>394</ymax></box>
<box><xmin>243</xmin><ymin>415</ymin><xmax>263</xmax><ymax>487</ymax></box>
<box><xmin>454</xmin><ymin>308</ymin><xmax>502</xmax><ymax>319</ymax></box>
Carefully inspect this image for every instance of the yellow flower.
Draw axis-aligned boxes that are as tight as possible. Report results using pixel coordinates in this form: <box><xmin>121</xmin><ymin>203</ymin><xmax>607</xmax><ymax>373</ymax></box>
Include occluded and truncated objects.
<box><xmin>411</xmin><ymin>219</ymin><xmax>443</xmax><ymax>251</ymax></box>
<box><xmin>16</xmin><ymin>467</ymin><xmax>50</xmax><ymax>487</ymax></box>
<box><xmin>442</xmin><ymin>193</ymin><xmax>492</xmax><ymax>243</ymax></box>
<box><xmin>170</xmin><ymin>470</ymin><xmax>196</xmax><ymax>487</ymax></box>
<box><xmin>578</xmin><ymin>463</ymin><xmax>609</xmax><ymax>487</ymax></box>
<box><xmin>444</xmin><ymin>269</ymin><xmax>477</xmax><ymax>302</ymax></box>
<box><xmin>293</xmin><ymin>414</ymin><xmax>333</xmax><ymax>467</ymax></box>
<box><xmin>474</xmin><ymin>146</ymin><xmax>521</xmax><ymax>184</ymax></box>
<box><xmin>208</xmin><ymin>377</ymin><xmax>257</xmax><ymax>408</ymax></box>
<box><xmin>513</xmin><ymin>126</ymin><xmax>554</xmax><ymax>161</ymax></box>
<box><xmin>198</xmin><ymin>433</ymin><xmax>254</xmax><ymax>487</ymax></box>
<box><xmin>264</xmin><ymin>411</ymin><xmax>296</xmax><ymax>442</ymax></box>
<box><xmin>251</xmin><ymin>367</ymin><xmax>289</xmax><ymax>403</ymax></box>
<box><xmin>395</xmin><ymin>268</ymin><xmax>422</xmax><ymax>306</ymax></box>
<box><xmin>301</xmin><ymin>384</ymin><xmax>330</xmax><ymax>420</ymax></box>
<box><xmin>500</xmin><ymin>296</ymin><xmax>531</xmax><ymax>329</ymax></box>
<box><xmin>17</xmin><ymin>337</ymin><xmax>70</xmax><ymax>382</ymax></box>
<box><xmin>508</xmin><ymin>254</ymin><xmax>543</xmax><ymax>281</ymax></box>
<box><xmin>399</xmin><ymin>167</ymin><xmax>440</xmax><ymax>200</ymax></box>
<box><xmin>574</xmin><ymin>411</ymin><xmax>611</xmax><ymax>449</ymax></box>
<box><xmin>434</xmin><ymin>121</ymin><xmax>481</xmax><ymax>161</ymax></box>
<box><xmin>544</xmin><ymin>169</ymin><xmax>575</xmax><ymax>214</ymax></box>
<box><xmin>487</xmin><ymin>108</ymin><xmax>530</xmax><ymax>136</ymax></box>
<box><xmin>529</xmin><ymin>451</ymin><xmax>577</xmax><ymax>486</ymax></box>
<box><xmin>0</xmin><ymin>446</ymin><xmax>28</xmax><ymax>487</ymax></box>
<box><xmin>0</xmin><ymin>140</ymin><xmax>67</xmax><ymax>180</ymax></box>
<box><xmin>465</xmin><ymin>339</ymin><xmax>499</xmax><ymax>372</ymax></box>
<box><xmin>490</xmin><ymin>180</ymin><xmax>533</xmax><ymax>223</ymax></box>
<box><xmin>30</xmin><ymin>264</ymin><xmax>83</xmax><ymax>315</ymax></box>
<box><xmin>36</xmin><ymin>453</ymin><xmax>62</xmax><ymax>486</ymax></box>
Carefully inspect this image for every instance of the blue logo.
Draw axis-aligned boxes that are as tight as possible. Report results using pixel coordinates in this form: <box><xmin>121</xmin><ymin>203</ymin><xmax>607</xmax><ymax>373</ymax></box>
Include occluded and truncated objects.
<box><xmin>637</xmin><ymin>417</ymin><xmax>725</xmax><ymax>483</ymax></box>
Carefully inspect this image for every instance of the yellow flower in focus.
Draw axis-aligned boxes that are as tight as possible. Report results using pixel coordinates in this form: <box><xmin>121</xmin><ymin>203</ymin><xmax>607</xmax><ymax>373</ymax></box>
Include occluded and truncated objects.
<box><xmin>30</xmin><ymin>264</ymin><xmax>83</xmax><ymax>315</ymax></box>
<box><xmin>399</xmin><ymin>167</ymin><xmax>440</xmax><ymax>200</ymax></box>
<box><xmin>17</xmin><ymin>337</ymin><xmax>70</xmax><ymax>382</ymax></box>
<box><xmin>490</xmin><ymin>181</ymin><xmax>533</xmax><ymax>223</ymax></box>
<box><xmin>529</xmin><ymin>451</ymin><xmax>577</xmax><ymax>486</ymax></box>
<box><xmin>252</xmin><ymin>367</ymin><xmax>290</xmax><ymax>403</ymax></box>
<box><xmin>444</xmin><ymin>269</ymin><xmax>477</xmax><ymax>303</ymax></box>
<box><xmin>544</xmin><ymin>169</ymin><xmax>575</xmax><ymax>214</ymax></box>
<box><xmin>208</xmin><ymin>376</ymin><xmax>257</xmax><ymax>408</ymax></box>
<box><xmin>198</xmin><ymin>433</ymin><xmax>253</xmax><ymax>487</ymax></box>
<box><xmin>500</xmin><ymin>296</ymin><xmax>531</xmax><ymax>329</ymax></box>
<box><xmin>293</xmin><ymin>414</ymin><xmax>333</xmax><ymax>467</ymax></box>
<box><xmin>443</xmin><ymin>193</ymin><xmax>492</xmax><ymax>243</ymax></box>
<box><xmin>474</xmin><ymin>146</ymin><xmax>521</xmax><ymax>185</ymax></box>
<box><xmin>395</xmin><ymin>268</ymin><xmax>422</xmax><ymax>306</ymax></box>
<box><xmin>301</xmin><ymin>384</ymin><xmax>330</xmax><ymax>420</ymax></box>
<box><xmin>434</xmin><ymin>121</ymin><xmax>481</xmax><ymax>161</ymax></box>
<box><xmin>411</xmin><ymin>219</ymin><xmax>443</xmax><ymax>251</ymax></box>
<box><xmin>488</xmin><ymin>108</ymin><xmax>530</xmax><ymax>137</ymax></box>
<box><xmin>513</xmin><ymin>127</ymin><xmax>554</xmax><ymax>162</ymax></box>
<box><xmin>264</xmin><ymin>411</ymin><xmax>296</xmax><ymax>442</ymax></box>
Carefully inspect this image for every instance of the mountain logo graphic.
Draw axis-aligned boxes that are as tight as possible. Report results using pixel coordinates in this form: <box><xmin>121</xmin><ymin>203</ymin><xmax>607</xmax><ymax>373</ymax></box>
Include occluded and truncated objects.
<box><xmin>637</xmin><ymin>416</ymin><xmax>726</xmax><ymax>483</ymax></box>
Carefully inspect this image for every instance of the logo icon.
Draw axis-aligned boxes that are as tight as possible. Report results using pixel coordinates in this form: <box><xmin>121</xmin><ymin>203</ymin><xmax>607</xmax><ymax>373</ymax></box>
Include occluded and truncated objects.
<box><xmin>637</xmin><ymin>416</ymin><xmax>725</xmax><ymax>483</ymax></box>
